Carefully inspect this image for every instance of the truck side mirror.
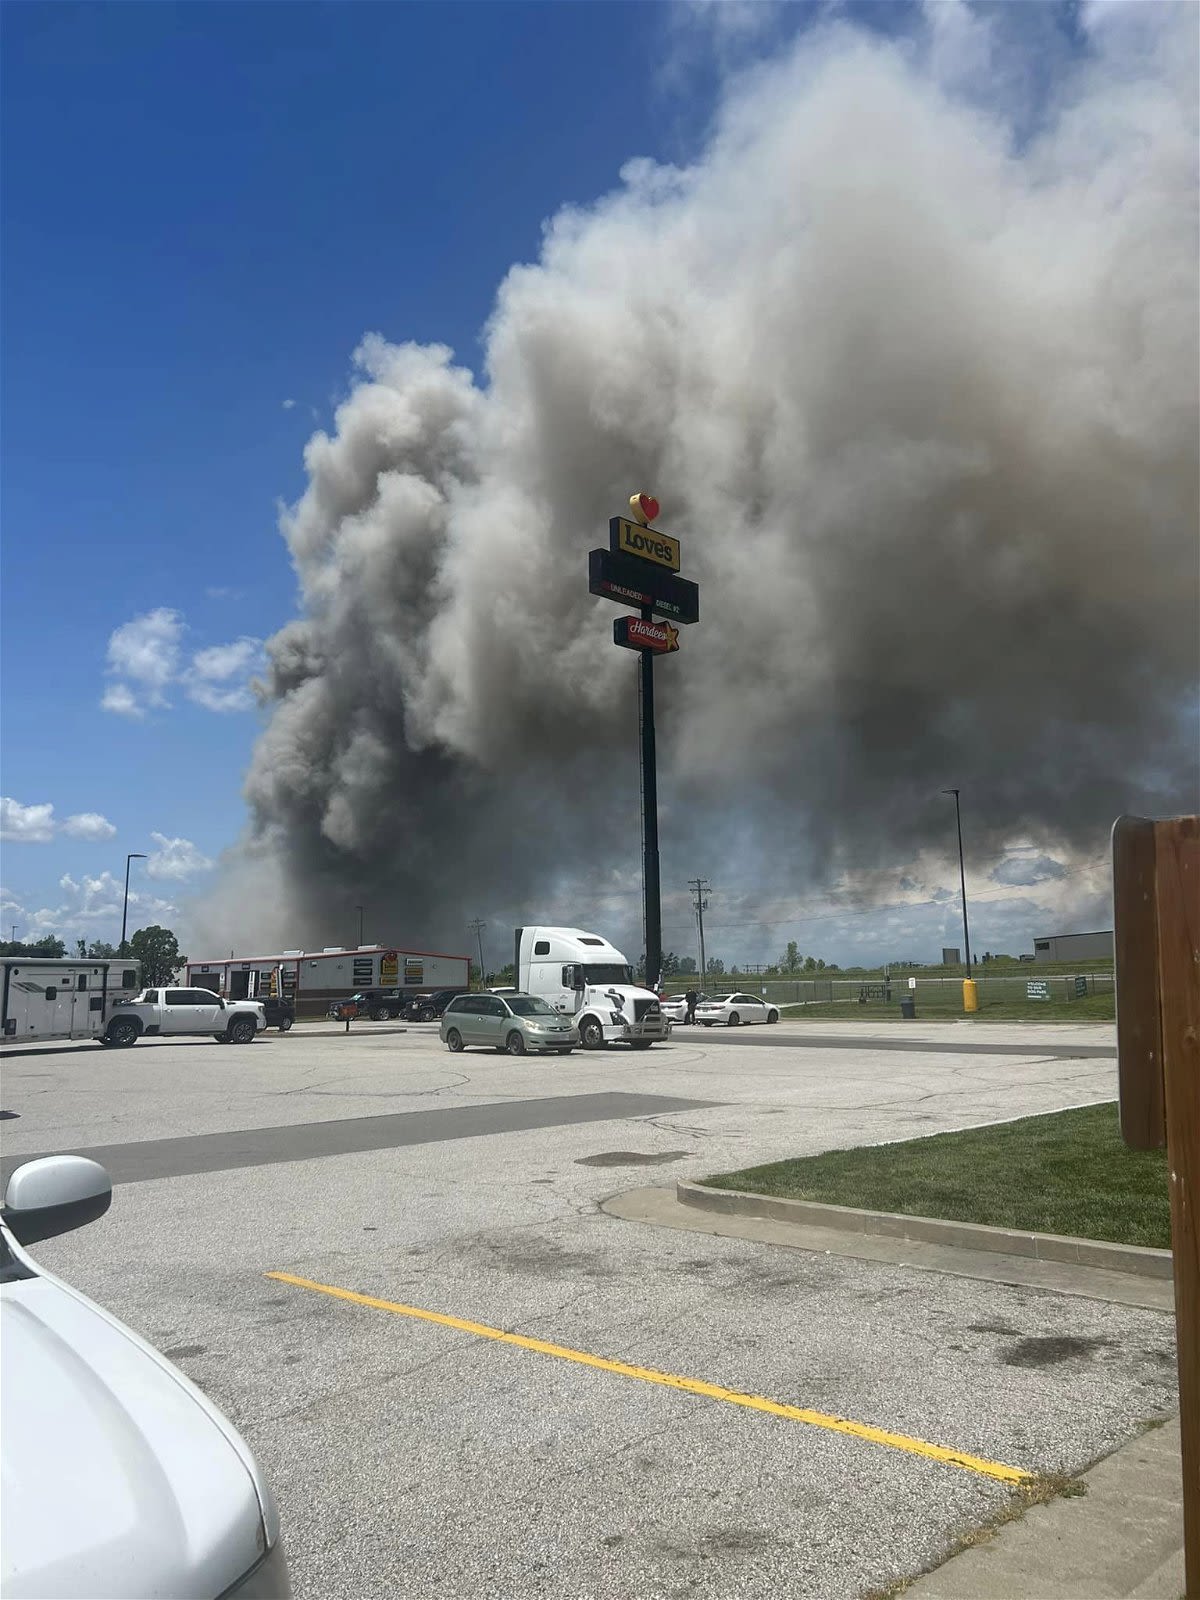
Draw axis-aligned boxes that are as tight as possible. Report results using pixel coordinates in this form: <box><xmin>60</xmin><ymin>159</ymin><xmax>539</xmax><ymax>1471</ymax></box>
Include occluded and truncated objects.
<box><xmin>573</xmin><ymin>966</ymin><xmax>585</xmax><ymax>989</ymax></box>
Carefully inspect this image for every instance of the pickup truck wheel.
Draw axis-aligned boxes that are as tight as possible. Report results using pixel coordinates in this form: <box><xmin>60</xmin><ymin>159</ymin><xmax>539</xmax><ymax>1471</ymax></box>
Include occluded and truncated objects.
<box><xmin>371</xmin><ymin>1006</ymin><xmax>391</xmax><ymax>1021</ymax></box>
<box><xmin>445</xmin><ymin>1028</ymin><xmax>464</xmax><ymax>1053</ymax></box>
<box><xmin>227</xmin><ymin>1016</ymin><xmax>256</xmax><ymax>1045</ymax></box>
<box><xmin>278</xmin><ymin>1016</ymin><xmax>293</xmax><ymax>1032</ymax></box>
<box><xmin>105</xmin><ymin>1016</ymin><xmax>140</xmax><ymax>1047</ymax></box>
<box><xmin>506</xmin><ymin>1030</ymin><xmax>527</xmax><ymax>1055</ymax></box>
<box><xmin>579</xmin><ymin>1016</ymin><xmax>606</xmax><ymax>1050</ymax></box>
<box><xmin>419</xmin><ymin>1006</ymin><xmax>437</xmax><ymax>1023</ymax></box>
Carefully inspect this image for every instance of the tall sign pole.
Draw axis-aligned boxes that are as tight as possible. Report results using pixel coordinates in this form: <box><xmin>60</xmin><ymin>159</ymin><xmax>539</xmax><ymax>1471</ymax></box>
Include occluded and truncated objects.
<box><xmin>589</xmin><ymin>494</ymin><xmax>699</xmax><ymax>995</ymax></box>
<box><xmin>639</xmin><ymin>604</ymin><xmax>661</xmax><ymax>991</ymax></box>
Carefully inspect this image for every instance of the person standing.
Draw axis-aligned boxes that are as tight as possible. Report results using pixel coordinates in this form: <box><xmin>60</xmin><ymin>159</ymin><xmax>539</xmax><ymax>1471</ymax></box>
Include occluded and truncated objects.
<box><xmin>685</xmin><ymin>988</ymin><xmax>698</xmax><ymax>1024</ymax></box>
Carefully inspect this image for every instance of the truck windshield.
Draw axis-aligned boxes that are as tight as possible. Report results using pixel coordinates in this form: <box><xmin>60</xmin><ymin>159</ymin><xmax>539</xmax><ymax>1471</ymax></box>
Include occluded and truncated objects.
<box><xmin>582</xmin><ymin>964</ymin><xmax>634</xmax><ymax>985</ymax></box>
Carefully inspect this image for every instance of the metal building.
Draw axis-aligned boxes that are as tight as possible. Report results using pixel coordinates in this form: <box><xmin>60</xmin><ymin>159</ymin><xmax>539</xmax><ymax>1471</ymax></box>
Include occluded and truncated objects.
<box><xmin>1032</xmin><ymin>930</ymin><xmax>1114</xmax><ymax>964</ymax></box>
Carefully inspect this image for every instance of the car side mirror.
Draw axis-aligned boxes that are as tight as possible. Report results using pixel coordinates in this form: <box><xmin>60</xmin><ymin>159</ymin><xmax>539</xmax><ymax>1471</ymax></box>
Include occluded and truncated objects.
<box><xmin>2</xmin><ymin>1156</ymin><xmax>112</xmax><ymax>1246</ymax></box>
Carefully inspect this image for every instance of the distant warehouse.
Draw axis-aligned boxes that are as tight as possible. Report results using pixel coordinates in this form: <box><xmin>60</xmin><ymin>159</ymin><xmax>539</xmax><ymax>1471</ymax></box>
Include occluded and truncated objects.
<box><xmin>1032</xmin><ymin>930</ymin><xmax>1114</xmax><ymax>964</ymax></box>
<box><xmin>185</xmin><ymin>943</ymin><xmax>471</xmax><ymax>1019</ymax></box>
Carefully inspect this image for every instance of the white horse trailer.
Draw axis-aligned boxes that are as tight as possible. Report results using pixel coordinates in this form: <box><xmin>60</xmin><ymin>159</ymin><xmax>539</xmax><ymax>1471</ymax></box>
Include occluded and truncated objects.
<box><xmin>2</xmin><ymin>957</ymin><xmax>141</xmax><ymax>1044</ymax></box>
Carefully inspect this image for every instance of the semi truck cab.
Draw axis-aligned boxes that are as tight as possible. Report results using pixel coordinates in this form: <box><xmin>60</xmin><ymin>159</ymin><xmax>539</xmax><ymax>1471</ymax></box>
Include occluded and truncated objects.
<box><xmin>514</xmin><ymin>927</ymin><xmax>667</xmax><ymax>1050</ymax></box>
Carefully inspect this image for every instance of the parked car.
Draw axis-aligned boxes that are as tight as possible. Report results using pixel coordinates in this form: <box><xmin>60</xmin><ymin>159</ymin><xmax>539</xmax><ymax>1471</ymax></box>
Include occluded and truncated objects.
<box><xmin>327</xmin><ymin>989</ymin><xmax>407</xmax><ymax>1022</ymax></box>
<box><xmin>440</xmin><ymin>992</ymin><xmax>579</xmax><ymax>1054</ymax></box>
<box><xmin>261</xmin><ymin>996</ymin><xmax>294</xmax><ymax>1032</ymax></box>
<box><xmin>405</xmin><ymin>989</ymin><xmax>465</xmax><ymax>1023</ymax></box>
<box><xmin>659</xmin><ymin>992</ymin><xmax>710</xmax><ymax>1023</ymax></box>
<box><xmin>694</xmin><ymin>993</ymin><xmax>780</xmax><ymax>1027</ymax></box>
<box><xmin>1</xmin><ymin>1155</ymin><xmax>290</xmax><ymax>1598</ymax></box>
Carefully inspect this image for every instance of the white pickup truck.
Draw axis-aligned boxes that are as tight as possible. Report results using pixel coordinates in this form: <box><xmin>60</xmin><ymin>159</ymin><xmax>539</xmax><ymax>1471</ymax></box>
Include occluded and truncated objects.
<box><xmin>102</xmin><ymin>986</ymin><xmax>267</xmax><ymax>1048</ymax></box>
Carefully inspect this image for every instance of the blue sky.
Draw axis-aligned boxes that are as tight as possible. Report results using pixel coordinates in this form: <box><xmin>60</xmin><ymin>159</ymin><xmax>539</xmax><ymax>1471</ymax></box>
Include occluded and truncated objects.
<box><xmin>1</xmin><ymin>0</ymin><xmax>1129</xmax><ymax>961</ymax></box>
<box><xmin>3</xmin><ymin>0</ymin><xmax>741</xmax><ymax>942</ymax></box>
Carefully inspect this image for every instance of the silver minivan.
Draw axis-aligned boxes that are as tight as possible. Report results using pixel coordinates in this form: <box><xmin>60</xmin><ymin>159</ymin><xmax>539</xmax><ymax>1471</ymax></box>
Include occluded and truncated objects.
<box><xmin>440</xmin><ymin>992</ymin><xmax>578</xmax><ymax>1054</ymax></box>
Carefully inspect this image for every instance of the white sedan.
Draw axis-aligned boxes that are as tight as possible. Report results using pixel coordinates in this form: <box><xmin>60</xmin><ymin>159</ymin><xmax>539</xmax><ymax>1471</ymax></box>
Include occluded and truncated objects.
<box><xmin>694</xmin><ymin>992</ymin><xmax>780</xmax><ymax>1027</ymax></box>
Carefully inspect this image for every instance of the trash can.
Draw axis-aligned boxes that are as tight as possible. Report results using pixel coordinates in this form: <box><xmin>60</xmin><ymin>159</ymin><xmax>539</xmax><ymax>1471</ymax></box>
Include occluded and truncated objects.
<box><xmin>900</xmin><ymin>997</ymin><xmax>916</xmax><ymax>1019</ymax></box>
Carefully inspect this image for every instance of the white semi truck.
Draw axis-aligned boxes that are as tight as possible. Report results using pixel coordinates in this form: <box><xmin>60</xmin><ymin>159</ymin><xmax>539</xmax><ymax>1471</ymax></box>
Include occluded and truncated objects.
<box><xmin>2</xmin><ymin>956</ymin><xmax>141</xmax><ymax>1044</ymax></box>
<box><xmin>513</xmin><ymin>926</ymin><xmax>668</xmax><ymax>1050</ymax></box>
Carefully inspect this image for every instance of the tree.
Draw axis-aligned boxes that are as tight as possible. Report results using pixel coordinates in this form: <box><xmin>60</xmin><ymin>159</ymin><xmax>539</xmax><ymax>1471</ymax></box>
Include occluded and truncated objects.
<box><xmin>782</xmin><ymin>941</ymin><xmax>800</xmax><ymax>974</ymax></box>
<box><xmin>128</xmin><ymin>925</ymin><xmax>184</xmax><ymax>986</ymax></box>
<box><xmin>706</xmin><ymin>956</ymin><xmax>725</xmax><ymax>976</ymax></box>
<box><xmin>0</xmin><ymin>935</ymin><xmax>66</xmax><ymax>959</ymax></box>
<box><xmin>677</xmin><ymin>956</ymin><xmax>697</xmax><ymax>975</ymax></box>
<box><xmin>804</xmin><ymin>955</ymin><xmax>817</xmax><ymax>972</ymax></box>
<box><xmin>816</xmin><ymin>958</ymin><xmax>826</xmax><ymax>971</ymax></box>
<box><xmin>88</xmin><ymin>940</ymin><xmax>117</xmax><ymax>958</ymax></box>
<box><xmin>661</xmin><ymin>951</ymin><xmax>679</xmax><ymax>978</ymax></box>
<box><xmin>489</xmin><ymin>962</ymin><xmax>514</xmax><ymax>986</ymax></box>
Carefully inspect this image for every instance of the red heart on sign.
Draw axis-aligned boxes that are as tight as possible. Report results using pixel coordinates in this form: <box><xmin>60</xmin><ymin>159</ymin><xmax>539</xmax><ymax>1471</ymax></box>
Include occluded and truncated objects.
<box><xmin>639</xmin><ymin>494</ymin><xmax>660</xmax><ymax>523</ymax></box>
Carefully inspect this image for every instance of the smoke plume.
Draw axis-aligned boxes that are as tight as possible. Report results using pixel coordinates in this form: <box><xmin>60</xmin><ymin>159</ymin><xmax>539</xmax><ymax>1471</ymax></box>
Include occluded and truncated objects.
<box><xmin>195</xmin><ymin>3</ymin><xmax>1199</xmax><ymax>961</ymax></box>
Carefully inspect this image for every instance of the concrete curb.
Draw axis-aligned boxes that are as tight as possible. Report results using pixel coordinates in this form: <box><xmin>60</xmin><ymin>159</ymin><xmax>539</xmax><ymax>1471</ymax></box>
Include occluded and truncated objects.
<box><xmin>675</xmin><ymin>1180</ymin><xmax>1173</xmax><ymax>1280</ymax></box>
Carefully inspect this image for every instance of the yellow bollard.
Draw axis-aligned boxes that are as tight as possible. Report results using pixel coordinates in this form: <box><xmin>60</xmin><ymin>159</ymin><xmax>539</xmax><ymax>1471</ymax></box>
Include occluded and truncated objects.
<box><xmin>963</xmin><ymin>978</ymin><xmax>979</xmax><ymax>1013</ymax></box>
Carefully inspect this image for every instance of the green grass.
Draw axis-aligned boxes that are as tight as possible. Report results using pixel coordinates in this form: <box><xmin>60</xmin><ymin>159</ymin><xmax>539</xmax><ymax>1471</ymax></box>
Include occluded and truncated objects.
<box><xmin>779</xmin><ymin>991</ymin><xmax>1116</xmax><ymax>1023</ymax></box>
<box><xmin>704</xmin><ymin>1102</ymin><xmax>1170</xmax><ymax>1248</ymax></box>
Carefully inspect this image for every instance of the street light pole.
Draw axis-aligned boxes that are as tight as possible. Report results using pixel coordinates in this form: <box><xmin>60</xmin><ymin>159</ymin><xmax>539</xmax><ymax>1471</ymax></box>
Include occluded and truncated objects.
<box><xmin>121</xmin><ymin>853</ymin><xmax>147</xmax><ymax>950</ymax></box>
<box><xmin>942</xmin><ymin>789</ymin><xmax>973</xmax><ymax>973</ymax></box>
<box><xmin>355</xmin><ymin>905</ymin><xmax>364</xmax><ymax>945</ymax></box>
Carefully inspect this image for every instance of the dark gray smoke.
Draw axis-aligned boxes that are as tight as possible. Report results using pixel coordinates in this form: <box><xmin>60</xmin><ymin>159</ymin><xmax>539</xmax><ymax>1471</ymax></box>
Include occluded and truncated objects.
<box><xmin>194</xmin><ymin>4</ymin><xmax>1199</xmax><ymax>960</ymax></box>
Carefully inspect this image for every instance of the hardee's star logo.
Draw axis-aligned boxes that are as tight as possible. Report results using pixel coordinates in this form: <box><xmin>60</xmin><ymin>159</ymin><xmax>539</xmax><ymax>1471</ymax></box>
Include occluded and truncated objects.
<box><xmin>660</xmin><ymin>620</ymin><xmax>679</xmax><ymax>652</ymax></box>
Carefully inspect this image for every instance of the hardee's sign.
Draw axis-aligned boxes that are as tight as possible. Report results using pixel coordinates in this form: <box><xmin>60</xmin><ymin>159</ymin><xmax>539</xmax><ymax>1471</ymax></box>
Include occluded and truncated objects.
<box><xmin>613</xmin><ymin>615</ymin><xmax>680</xmax><ymax>654</ymax></box>
<box><xmin>609</xmin><ymin>516</ymin><xmax>681</xmax><ymax>573</ymax></box>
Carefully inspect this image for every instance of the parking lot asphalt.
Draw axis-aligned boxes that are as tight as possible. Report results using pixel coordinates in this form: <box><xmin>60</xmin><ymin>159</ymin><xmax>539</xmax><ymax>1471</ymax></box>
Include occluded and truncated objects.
<box><xmin>1</xmin><ymin>1021</ymin><xmax>1176</xmax><ymax>1599</ymax></box>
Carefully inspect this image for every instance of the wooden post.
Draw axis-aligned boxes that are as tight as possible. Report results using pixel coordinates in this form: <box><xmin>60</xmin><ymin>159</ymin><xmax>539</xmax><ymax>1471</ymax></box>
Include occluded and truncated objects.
<box><xmin>1115</xmin><ymin>815</ymin><xmax>1199</xmax><ymax>1597</ymax></box>
<box><xmin>1157</xmin><ymin>819</ymin><xmax>1199</xmax><ymax>1596</ymax></box>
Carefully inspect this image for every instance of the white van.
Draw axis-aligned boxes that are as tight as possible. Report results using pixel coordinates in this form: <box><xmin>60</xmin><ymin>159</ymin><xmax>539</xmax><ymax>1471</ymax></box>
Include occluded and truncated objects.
<box><xmin>513</xmin><ymin>926</ymin><xmax>668</xmax><ymax>1050</ymax></box>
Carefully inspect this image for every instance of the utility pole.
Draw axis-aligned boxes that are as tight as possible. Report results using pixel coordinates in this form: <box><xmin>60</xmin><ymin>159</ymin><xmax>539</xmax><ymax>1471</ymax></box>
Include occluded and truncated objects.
<box><xmin>469</xmin><ymin>918</ymin><xmax>486</xmax><ymax>982</ymax></box>
<box><xmin>688</xmin><ymin>878</ymin><xmax>710</xmax><ymax>985</ymax></box>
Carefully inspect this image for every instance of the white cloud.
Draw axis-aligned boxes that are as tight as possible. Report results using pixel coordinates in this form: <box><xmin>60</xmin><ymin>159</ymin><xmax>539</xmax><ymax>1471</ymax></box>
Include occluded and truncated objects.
<box><xmin>62</xmin><ymin>811</ymin><xmax>117</xmax><ymax>840</ymax></box>
<box><xmin>1</xmin><ymin>799</ymin><xmax>117</xmax><ymax>844</ymax></box>
<box><xmin>145</xmin><ymin>831</ymin><xmax>214</xmax><ymax>881</ymax></box>
<box><xmin>101</xmin><ymin>683</ymin><xmax>145</xmax><ymax>718</ymax></box>
<box><xmin>1</xmin><ymin>798</ymin><xmax>57</xmax><ymax>843</ymax></box>
<box><xmin>185</xmin><ymin>636</ymin><xmax>264</xmax><ymax>713</ymax></box>
<box><xmin>21</xmin><ymin>870</ymin><xmax>179</xmax><ymax>937</ymax></box>
<box><xmin>282</xmin><ymin>398</ymin><xmax>296</xmax><ymax>410</ymax></box>
<box><xmin>103</xmin><ymin>608</ymin><xmax>183</xmax><ymax>714</ymax></box>
<box><xmin>101</xmin><ymin>609</ymin><xmax>262</xmax><ymax>715</ymax></box>
<box><xmin>205</xmin><ymin>586</ymin><xmax>245</xmax><ymax>601</ymax></box>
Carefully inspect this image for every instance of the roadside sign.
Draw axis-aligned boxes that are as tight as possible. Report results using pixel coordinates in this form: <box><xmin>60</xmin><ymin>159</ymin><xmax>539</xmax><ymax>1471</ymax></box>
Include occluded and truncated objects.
<box><xmin>609</xmin><ymin>516</ymin><xmax>681</xmax><ymax>573</ymax></box>
<box><xmin>1074</xmin><ymin>975</ymin><xmax>1088</xmax><ymax>997</ymax></box>
<box><xmin>614</xmin><ymin>615</ymin><xmax>680</xmax><ymax>654</ymax></box>
<box><xmin>588</xmin><ymin>547</ymin><xmax>699</xmax><ymax>624</ymax></box>
<box><xmin>1026</xmin><ymin>980</ymin><xmax>1050</xmax><ymax>1001</ymax></box>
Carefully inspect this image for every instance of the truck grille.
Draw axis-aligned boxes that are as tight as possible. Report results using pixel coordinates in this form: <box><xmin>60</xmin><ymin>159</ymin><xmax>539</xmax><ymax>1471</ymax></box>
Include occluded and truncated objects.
<box><xmin>633</xmin><ymin>999</ymin><xmax>660</xmax><ymax>1021</ymax></box>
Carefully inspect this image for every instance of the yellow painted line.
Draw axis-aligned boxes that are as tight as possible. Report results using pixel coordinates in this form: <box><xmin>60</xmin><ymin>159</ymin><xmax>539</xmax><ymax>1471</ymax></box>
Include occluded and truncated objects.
<box><xmin>265</xmin><ymin>1270</ymin><xmax>1031</xmax><ymax>1485</ymax></box>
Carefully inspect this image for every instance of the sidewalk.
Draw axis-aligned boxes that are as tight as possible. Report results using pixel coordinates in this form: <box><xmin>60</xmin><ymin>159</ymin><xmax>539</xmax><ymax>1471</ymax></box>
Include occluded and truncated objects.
<box><xmin>902</xmin><ymin>1417</ymin><xmax>1185</xmax><ymax>1599</ymax></box>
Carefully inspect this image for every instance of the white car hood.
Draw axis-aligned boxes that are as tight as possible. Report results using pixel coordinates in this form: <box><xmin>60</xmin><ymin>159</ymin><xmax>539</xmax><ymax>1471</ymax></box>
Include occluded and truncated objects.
<box><xmin>1</xmin><ymin>1274</ymin><xmax>266</xmax><ymax>1600</ymax></box>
